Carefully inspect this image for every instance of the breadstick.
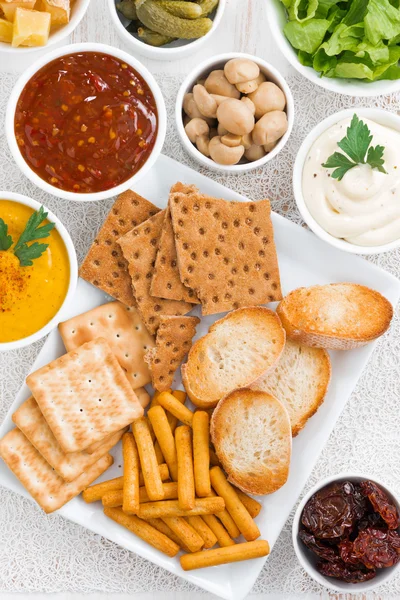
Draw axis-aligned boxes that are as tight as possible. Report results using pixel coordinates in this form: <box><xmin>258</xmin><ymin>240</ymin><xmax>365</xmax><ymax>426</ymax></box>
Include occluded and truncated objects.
<box><xmin>202</xmin><ymin>514</ymin><xmax>235</xmax><ymax>547</ymax></box>
<box><xmin>168</xmin><ymin>390</ymin><xmax>187</xmax><ymax>433</ymax></box>
<box><xmin>148</xmin><ymin>406</ymin><xmax>178</xmax><ymax>481</ymax></box>
<box><xmin>82</xmin><ymin>465</ymin><xmax>170</xmax><ymax>503</ymax></box>
<box><xmin>102</xmin><ymin>490</ymin><xmax>123</xmax><ymax>508</ymax></box>
<box><xmin>150</xmin><ymin>389</ymin><xmax>171</xmax><ymax>408</ymax></box>
<box><xmin>210</xmin><ymin>467</ymin><xmax>260</xmax><ymax>541</ymax></box>
<box><xmin>180</xmin><ymin>540</ymin><xmax>270</xmax><ymax>571</ymax></box>
<box><xmin>186</xmin><ymin>516</ymin><xmax>217</xmax><ymax>549</ymax></box>
<box><xmin>138</xmin><ymin>497</ymin><xmax>225</xmax><ymax>519</ymax></box>
<box><xmin>162</xmin><ymin>517</ymin><xmax>204</xmax><ymax>552</ymax></box>
<box><xmin>209</xmin><ymin>489</ymin><xmax>240</xmax><ymax>538</ymax></box>
<box><xmin>154</xmin><ymin>441</ymin><xmax>165</xmax><ymax>465</ymax></box>
<box><xmin>82</xmin><ymin>477</ymin><xmax>124</xmax><ymax>503</ymax></box>
<box><xmin>122</xmin><ymin>432</ymin><xmax>140</xmax><ymax>514</ymax></box>
<box><xmin>192</xmin><ymin>411</ymin><xmax>211</xmax><ymax>497</ymax></box>
<box><xmin>139</xmin><ymin>482</ymin><xmax>178</xmax><ymax>503</ymax></box>
<box><xmin>132</xmin><ymin>417</ymin><xmax>164</xmax><ymax>501</ymax></box>
<box><xmin>172</xmin><ymin>390</ymin><xmax>186</xmax><ymax>403</ymax></box>
<box><xmin>175</xmin><ymin>425</ymin><xmax>195</xmax><ymax>510</ymax></box>
<box><xmin>234</xmin><ymin>488</ymin><xmax>262</xmax><ymax>518</ymax></box>
<box><xmin>146</xmin><ymin>518</ymin><xmax>189</xmax><ymax>551</ymax></box>
<box><xmin>104</xmin><ymin>507</ymin><xmax>179</xmax><ymax>557</ymax></box>
<box><xmin>158</xmin><ymin>391</ymin><xmax>194</xmax><ymax>427</ymax></box>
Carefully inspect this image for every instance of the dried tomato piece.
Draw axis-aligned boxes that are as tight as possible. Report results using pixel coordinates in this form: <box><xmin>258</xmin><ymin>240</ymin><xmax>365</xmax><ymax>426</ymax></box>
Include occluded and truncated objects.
<box><xmin>299</xmin><ymin>529</ymin><xmax>338</xmax><ymax>562</ymax></box>
<box><xmin>353</xmin><ymin>527</ymin><xmax>400</xmax><ymax>569</ymax></box>
<box><xmin>360</xmin><ymin>480</ymin><xmax>399</xmax><ymax>530</ymax></box>
<box><xmin>339</xmin><ymin>539</ymin><xmax>363</xmax><ymax>567</ymax></box>
<box><xmin>302</xmin><ymin>481</ymin><xmax>367</xmax><ymax>539</ymax></box>
<box><xmin>358</xmin><ymin>512</ymin><xmax>386</xmax><ymax>531</ymax></box>
<box><xmin>317</xmin><ymin>559</ymin><xmax>376</xmax><ymax>583</ymax></box>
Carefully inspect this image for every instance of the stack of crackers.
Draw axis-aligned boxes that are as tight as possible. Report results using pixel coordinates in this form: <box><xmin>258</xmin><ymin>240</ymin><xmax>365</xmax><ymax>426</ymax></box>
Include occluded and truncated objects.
<box><xmin>0</xmin><ymin>337</ymin><xmax>144</xmax><ymax>513</ymax></box>
<box><xmin>79</xmin><ymin>182</ymin><xmax>282</xmax><ymax>390</ymax></box>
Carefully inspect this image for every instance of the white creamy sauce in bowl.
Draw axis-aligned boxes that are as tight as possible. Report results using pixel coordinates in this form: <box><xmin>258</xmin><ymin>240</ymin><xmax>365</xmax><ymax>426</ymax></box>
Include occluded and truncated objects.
<box><xmin>302</xmin><ymin>117</ymin><xmax>400</xmax><ymax>247</ymax></box>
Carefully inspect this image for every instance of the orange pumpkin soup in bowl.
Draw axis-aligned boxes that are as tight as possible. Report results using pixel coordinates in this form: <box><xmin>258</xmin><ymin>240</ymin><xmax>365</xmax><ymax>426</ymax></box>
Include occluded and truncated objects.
<box><xmin>0</xmin><ymin>194</ymin><xmax>77</xmax><ymax>348</ymax></box>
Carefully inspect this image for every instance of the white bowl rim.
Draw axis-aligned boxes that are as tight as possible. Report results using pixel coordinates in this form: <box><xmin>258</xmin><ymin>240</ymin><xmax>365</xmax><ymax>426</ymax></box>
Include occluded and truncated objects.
<box><xmin>107</xmin><ymin>0</ymin><xmax>227</xmax><ymax>60</ymax></box>
<box><xmin>6</xmin><ymin>42</ymin><xmax>167</xmax><ymax>202</ymax></box>
<box><xmin>293</xmin><ymin>107</ymin><xmax>400</xmax><ymax>255</ymax></box>
<box><xmin>0</xmin><ymin>0</ymin><xmax>91</xmax><ymax>55</ymax></box>
<box><xmin>175</xmin><ymin>52</ymin><xmax>294</xmax><ymax>173</ymax></box>
<box><xmin>0</xmin><ymin>191</ymin><xmax>78</xmax><ymax>351</ymax></box>
<box><xmin>265</xmin><ymin>0</ymin><xmax>400</xmax><ymax>98</ymax></box>
<box><xmin>292</xmin><ymin>471</ymin><xmax>400</xmax><ymax>593</ymax></box>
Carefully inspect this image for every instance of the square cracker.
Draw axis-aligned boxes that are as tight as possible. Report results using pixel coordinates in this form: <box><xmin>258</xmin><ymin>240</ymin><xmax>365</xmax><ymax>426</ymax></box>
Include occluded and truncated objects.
<box><xmin>145</xmin><ymin>315</ymin><xmax>200</xmax><ymax>392</ymax></box>
<box><xmin>79</xmin><ymin>190</ymin><xmax>160</xmax><ymax>307</ymax></box>
<box><xmin>169</xmin><ymin>189</ymin><xmax>282</xmax><ymax>315</ymax></box>
<box><xmin>26</xmin><ymin>338</ymin><xmax>143</xmax><ymax>454</ymax></box>
<box><xmin>151</xmin><ymin>185</ymin><xmax>200</xmax><ymax>304</ymax></box>
<box><xmin>12</xmin><ymin>397</ymin><xmax>126</xmax><ymax>482</ymax></box>
<box><xmin>117</xmin><ymin>211</ymin><xmax>193</xmax><ymax>335</ymax></box>
<box><xmin>59</xmin><ymin>301</ymin><xmax>155</xmax><ymax>390</ymax></box>
<box><xmin>0</xmin><ymin>428</ymin><xmax>113</xmax><ymax>513</ymax></box>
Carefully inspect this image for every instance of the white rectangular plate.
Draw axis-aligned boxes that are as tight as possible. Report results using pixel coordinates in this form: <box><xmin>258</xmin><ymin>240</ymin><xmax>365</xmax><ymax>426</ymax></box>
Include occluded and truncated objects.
<box><xmin>1</xmin><ymin>155</ymin><xmax>400</xmax><ymax>600</ymax></box>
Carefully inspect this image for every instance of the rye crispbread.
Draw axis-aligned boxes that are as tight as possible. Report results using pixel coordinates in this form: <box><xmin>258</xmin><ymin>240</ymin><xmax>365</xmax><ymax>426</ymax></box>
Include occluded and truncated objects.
<box><xmin>169</xmin><ymin>188</ymin><xmax>282</xmax><ymax>315</ymax></box>
<box><xmin>117</xmin><ymin>211</ymin><xmax>193</xmax><ymax>335</ymax></box>
<box><xmin>0</xmin><ymin>428</ymin><xmax>113</xmax><ymax>513</ymax></box>
<box><xmin>277</xmin><ymin>283</ymin><xmax>393</xmax><ymax>350</ymax></box>
<box><xmin>211</xmin><ymin>388</ymin><xmax>291</xmax><ymax>495</ymax></box>
<box><xmin>26</xmin><ymin>338</ymin><xmax>143</xmax><ymax>453</ymax></box>
<box><xmin>59</xmin><ymin>301</ymin><xmax>154</xmax><ymax>390</ymax></box>
<box><xmin>181</xmin><ymin>307</ymin><xmax>285</xmax><ymax>408</ymax></box>
<box><xmin>144</xmin><ymin>315</ymin><xmax>200</xmax><ymax>391</ymax></box>
<box><xmin>151</xmin><ymin>185</ymin><xmax>200</xmax><ymax>304</ymax></box>
<box><xmin>251</xmin><ymin>340</ymin><xmax>331</xmax><ymax>436</ymax></box>
<box><xmin>12</xmin><ymin>396</ymin><xmax>125</xmax><ymax>482</ymax></box>
<box><xmin>79</xmin><ymin>191</ymin><xmax>160</xmax><ymax>306</ymax></box>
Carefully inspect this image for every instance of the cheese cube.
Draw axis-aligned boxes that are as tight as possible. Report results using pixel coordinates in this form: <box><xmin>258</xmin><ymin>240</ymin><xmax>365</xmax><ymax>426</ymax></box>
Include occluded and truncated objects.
<box><xmin>0</xmin><ymin>0</ymin><xmax>36</xmax><ymax>21</ymax></box>
<box><xmin>12</xmin><ymin>7</ymin><xmax>50</xmax><ymax>46</ymax></box>
<box><xmin>40</xmin><ymin>0</ymin><xmax>70</xmax><ymax>25</ymax></box>
<box><xmin>0</xmin><ymin>17</ymin><xmax>13</xmax><ymax>41</ymax></box>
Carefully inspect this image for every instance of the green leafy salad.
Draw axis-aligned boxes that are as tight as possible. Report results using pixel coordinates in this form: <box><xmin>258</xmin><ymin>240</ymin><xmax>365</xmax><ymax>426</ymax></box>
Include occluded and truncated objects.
<box><xmin>279</xmin><ymin>0</ymin><xmax>400</xmax><ymax>81</ymax></box>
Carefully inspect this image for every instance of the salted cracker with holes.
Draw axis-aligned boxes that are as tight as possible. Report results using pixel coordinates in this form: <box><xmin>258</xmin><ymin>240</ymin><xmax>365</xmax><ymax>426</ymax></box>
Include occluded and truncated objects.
<box><xmin>169</xmin><ymin>190</ymin><xmax>282</xmax><ymax>315</ymax></box>
<box><xmin>26</xmin><ymin>338</ymin><xmax>143</xmax><ymax>454</ymax></box>
<box><xmin>12</xmin><ymin>397</ymin><xmax>126</xmax><ymax>482</ymax></box>
<box><xmin>58</xmin><ymin>301</ymin><xmax>155</xmax><ymax>390</ymax></box>
<box><xmin>79</xmin><ymin>190</ymin><xmax>160</xmax><ymax>306</ymax></box>
<box><xmin>0</xmin><ymin>428</ymin><xmax>113</xmax><ymax>513</ymax></box>
<box><xmin>117</xmin><ymin>211</ymin><xmax>193</xmax><ymax>335</ymax></box>
<box><xmin>145</xmin><ymin>315</ymin><xmax>200</xmax><ymax>392</ymax></box>
<box><xmin>151</xmin><ymin>185</ymin><xmax>200</xmax><ymax>304</ymax></box>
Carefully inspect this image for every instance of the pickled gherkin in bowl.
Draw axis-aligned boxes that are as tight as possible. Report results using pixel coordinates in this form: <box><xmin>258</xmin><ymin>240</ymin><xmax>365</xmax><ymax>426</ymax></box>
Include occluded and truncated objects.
<box><xmin>108</xmin><ymin>0</ymin><xmax>225</xmax><ymax>60</ymax></box>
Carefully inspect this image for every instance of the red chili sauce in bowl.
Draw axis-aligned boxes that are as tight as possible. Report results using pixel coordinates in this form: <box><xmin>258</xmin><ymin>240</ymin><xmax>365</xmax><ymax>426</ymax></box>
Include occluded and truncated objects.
<box><xmin>14</xmin><ymin>52</ymin><xmax>158</xmax><ymax>194</ymax></box>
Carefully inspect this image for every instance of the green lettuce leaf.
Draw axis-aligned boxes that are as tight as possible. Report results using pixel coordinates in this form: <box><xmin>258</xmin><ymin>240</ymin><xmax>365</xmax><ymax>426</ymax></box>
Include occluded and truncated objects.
<box><xmin>364</xmin><ymin>0</ymin><xmax>400</xmax><ymax>44</ymax></box>
<box><xmin>343</xmin><ymin>0</ymin><xmax>369</xmax><ymax>26</ymax></box>
<box><xmin>284</xmin><ymin>18</ymin><xmax>330</xmax><ymax>53</ymax></box>
<box><xmin>288</xmin><ymin>0</ymin><xmax>319</xmax><ymax>22</ymax></box>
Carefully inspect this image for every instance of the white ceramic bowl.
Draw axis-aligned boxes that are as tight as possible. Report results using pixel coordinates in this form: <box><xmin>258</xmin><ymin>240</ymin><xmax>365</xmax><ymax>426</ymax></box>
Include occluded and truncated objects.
<box><xmin>292</xmin><ymin>473</ymin><xmax>400</xmax><ymax>593</ymax></box>
<box><xmin>6</xmin><ymin>42</ymin><xmax>167</xmax><ymax>202</ymax></box>
<box><xmin>266</xmin><ymin>0</ymin><xmax>400</xmax><ymax>97</ymax></box>
<box><xmin>176</xmin><ymin>52</ymin><xmax>294</xmax><ymax>173</ymax></box>
<box><xmin>294</xmin><ymin>108</ymin><xmax>400</xmax><ymax>255</ymax></box>
<box><xmin>107</xmin><ymin>0</ymin><xmax>226</xmax><ymax>61</ymax></box>
<box><xmin>0</xmin><ymin>0</ymin><xmax>91</xmax><ymax>55</ymax></box>
<box><xmin>0</xmin><ymin>192</ymin><xmax>78</xmax><ymax>352</ymax></box>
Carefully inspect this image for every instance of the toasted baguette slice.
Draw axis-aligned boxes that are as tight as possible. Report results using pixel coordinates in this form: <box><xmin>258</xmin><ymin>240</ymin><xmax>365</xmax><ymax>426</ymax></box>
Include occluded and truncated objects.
<box><xmin>210</xmin><ymin>388</ymin><xmax>291</xmax><ymax>495</ymax></box>
<box><xmin>277</xmin><ymin>283</ymin><xmax>393</xmax><ymax>350</ymax></box>
<box><xmin>251</xmin><ymin>340</ymin><xmax>331</xmax><ymax>436</ymax></box>
<box><xmin>181</xmin><ymin>307</ymin><xmax>285</xmax><ymax>408</ymax></box>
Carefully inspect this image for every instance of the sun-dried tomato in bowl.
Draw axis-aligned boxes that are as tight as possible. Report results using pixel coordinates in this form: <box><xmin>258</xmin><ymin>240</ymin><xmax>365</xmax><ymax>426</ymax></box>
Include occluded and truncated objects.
<box><xmin>299</xmin><ymin>479</ymin><xmax>400</xmax><ymax>584</ymax></box>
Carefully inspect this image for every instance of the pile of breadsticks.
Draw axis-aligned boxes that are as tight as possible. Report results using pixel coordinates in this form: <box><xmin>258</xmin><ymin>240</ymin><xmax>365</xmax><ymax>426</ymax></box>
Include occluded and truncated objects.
<box><xmin>83</xmin><ymin>390</ymin><xmax>269</xmax><ymax>570</ymax></box>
